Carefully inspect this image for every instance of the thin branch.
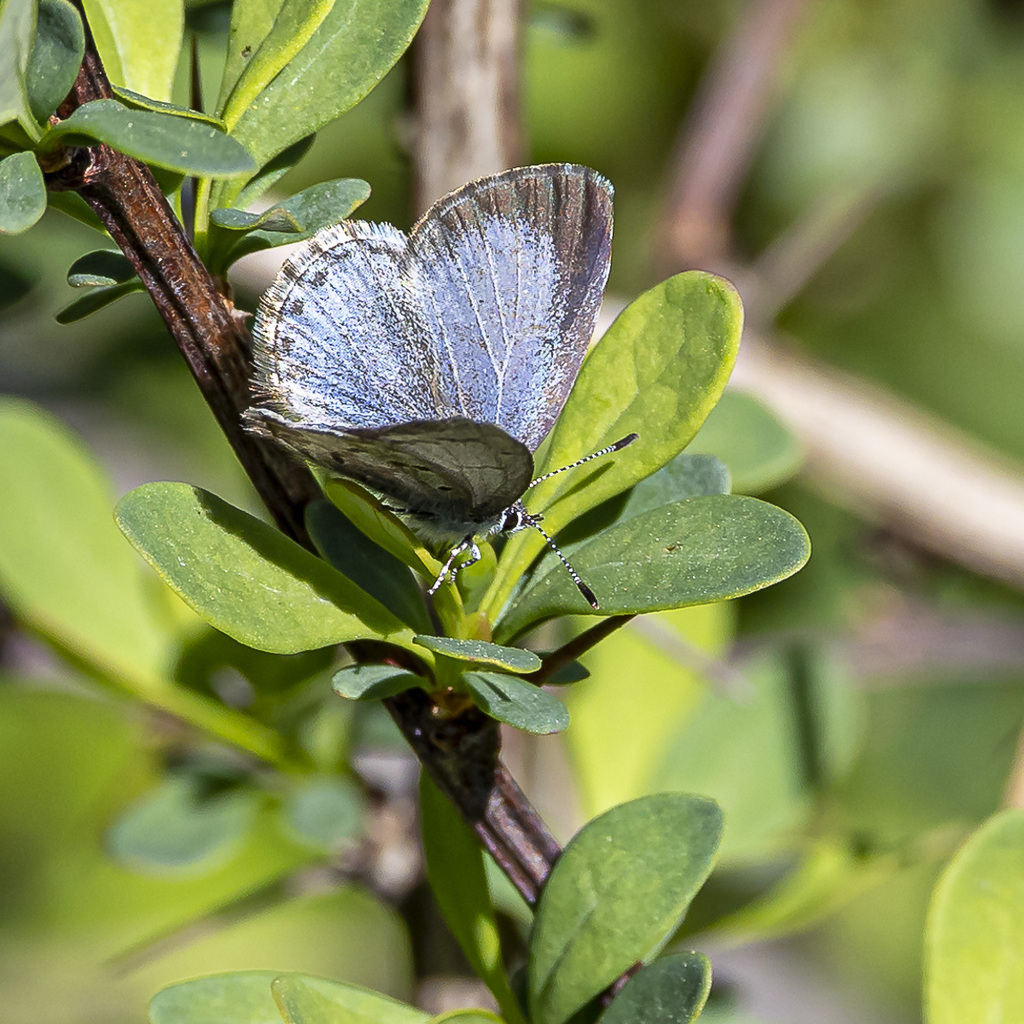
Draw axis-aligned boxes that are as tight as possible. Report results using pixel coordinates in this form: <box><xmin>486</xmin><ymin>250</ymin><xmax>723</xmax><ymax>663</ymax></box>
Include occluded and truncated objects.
<box><xmin>658</xmin><ymin>0</ymin><xmax>812</xmax><ymax>272</ymax></box>
<box><xmin>529</xmin><ymin>615</ymin><xmax>634</xmax><ymax>685</ymax></box>
<box><xmin>412</xmin><ymin>0</ymin><xmax>525</xmax><ymax>211</ymax></box>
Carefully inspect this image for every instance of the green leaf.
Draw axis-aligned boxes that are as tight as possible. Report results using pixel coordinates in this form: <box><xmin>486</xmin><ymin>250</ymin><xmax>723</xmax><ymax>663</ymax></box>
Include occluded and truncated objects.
<box><xmin>597</xmin><ymin>952</ymin><xmax>711</xmax><ymax>1024</ymax></box>
<box><xmin>66</xmin><ymin>248</ymin><xmax>136</xmax><ymax>286</ymax></box>
<box><xmin>483</xmin><ymin>272</ymin><xmax>743</xmax><ymax>620</ymax></box>
<box><xmin>307</xmin><ymin>499</ymin><xmax>430</xmax><ymax>632</ymax></box>
<box><xmin>0</xmin><ymin>151</ymin><xmax>45</xmax><ymax>234</ymax></box>
<box><xmin>217</xmin><ymin>0</ymin><xmax>430</xmax><ymax>206</ymax></box>
<box><xmin>207</xmin><ymin>177</ymin><xmax>371</xmax><ymax>273</ymax></box>
<box><xmin>271</xmin><ymin>973</ymin><xmax>429</xmax><ymax>1024</ymax></box>
<box><xmin>420</xmin><ymin>776</ymin><xmax>526</xmax><ymax>1024</ymax></box>
<box><xmin>150</xmin><ymin>971</ymin><xmax>285</xmax><ymax>1024</ymax></box>
<box><xmin>464</xmin><ymin>671</ymin><xmax>569</xmax><ymax>734</ymax></box>
<box><xmin>281</xmin><ymin>776</ymin><xmax>365</xmax><ymax>852</ymax></box>
<box><xmin>234</xmin><ymin>132</ymin><xmax>316</xmax><ymax>209</ymax></box>
<box><xmin>25</xmin><ymin>0</ymin><xmax>84</xmax><ymax>122</ymax></box>
<box><xmin>332</xmin><ymin>663</ymin><xmax>424</xmax><ymax>700</ymax></box>
<box><xmin>429</xmin><ymin>1014</ymin><xmax>504</xmax><ymax>1024</ymax></box>
<box><xmin>528</xmin><ymin>793</ymin><xmax>723</xmax><ymax>1024</ymax></box>
<box><xmin>688</xmin><ymin>390</ymin><xmax>802</xmax><ymax>494</ymax></box>
<box><xmin>0</xmin><ymin>0</ymin><xmax>41</xmax><ymax>140</ymax></box>
<box><xmin>925</xmin><ymin>808</ymin><xmax>1024</xmax><ymax>1024</ymax></box>
<box><xmin>547</xmin><ymin>452</ymin><xmax>731</xmax><ymax>556</ymax></box>
<box><xmin>42</xmin><ymin>99</ymin><xmax>256</xmax><ymax>177</ymax></box>
<box><xmin>109</xmin><ymin>83</ymin><xmax>226</xmax><ymax>127</ymax></box>
<box><xmin>46</xmin><ymin>188</ymin><xmax>106</xmax><ymax>231</ymax></box>
<box><xmin>82</xmin><ymin>0</ymin><xmax>183</xmax><ymax>102</ymax></box>
<box><xmin>115</xmin><ymin>482</ymin><xmax>415</xmax><ymax>654</ymax></box>
<box><xmin>414</xmin><ymin>635</ymin><xmax>542</xmax><ymax>674</ymax></box>
<box><xmin>107</xmin><ymin>775</ymin><xmax>259</xmax><ymax>874</ymax></box>
<box><xmin>0</xmin><ymin>399</ymin><xmax>172</xmax><ymax>683</ymax></box>
<box><xmin>496</xmin><ymin>496</ymin><xmax>811</xmax><ymax>642</ymax></box>
<box><xmin>220</xmin><ymin>0</ymin><xmax>335</xmax><ymax>130</ymax></box>
<box><xmin>55</xmin><ymin>278</ymin><xmax>145</xmax><ymax>322</ymax></box>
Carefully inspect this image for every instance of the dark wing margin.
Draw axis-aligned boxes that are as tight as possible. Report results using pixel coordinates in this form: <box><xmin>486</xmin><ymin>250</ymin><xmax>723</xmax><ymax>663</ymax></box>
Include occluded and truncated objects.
<box><xmin>409</xmin><ymin>164</ymin><xmax>613</xmax><ymax>450</ymax></box>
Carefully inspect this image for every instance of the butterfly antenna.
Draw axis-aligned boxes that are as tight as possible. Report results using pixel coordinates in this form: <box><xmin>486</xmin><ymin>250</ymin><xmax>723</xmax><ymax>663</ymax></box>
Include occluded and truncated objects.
<box><xmin>528</xmin><ymin>433</ymin><xmax>638</xmax><ymax>488</ymax></box>
<box><xmin>524</xmin><ymin>513</ymin><xmax>600</xmax><ymax>610</ymax></box>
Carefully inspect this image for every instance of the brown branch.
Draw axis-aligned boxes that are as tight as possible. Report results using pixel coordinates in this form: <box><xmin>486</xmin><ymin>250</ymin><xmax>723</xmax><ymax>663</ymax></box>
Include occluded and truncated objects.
<box><xmin>412</xmin><ymin>0</ymin><xmax>525</xmax><ymax>212</ymax></box>
<box><xmin>48</xmin><ymin>45</ymin><xmax>319</xmax><ymax>546</ymax></box>
<box><xmin>657</xmin><ymin>0</ymin><xmax>811</xmax><ymax>273</ymax></box>
<box><xmin>48</xmin><ymin>4</ymin><xmax>562</xmax><ymax>910</ymax></box>
<box><xmin>529</xmin><ymin>615</ymin><xmax>634</xmax><ymax>685</ymax></box>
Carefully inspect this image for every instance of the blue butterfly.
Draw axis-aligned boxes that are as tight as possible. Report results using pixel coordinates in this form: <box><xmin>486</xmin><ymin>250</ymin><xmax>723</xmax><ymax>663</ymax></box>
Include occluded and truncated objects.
<box><xmin>244</xmin><ymin>164</ymin><xmax>635</xmax><ymax>607</ymax></box>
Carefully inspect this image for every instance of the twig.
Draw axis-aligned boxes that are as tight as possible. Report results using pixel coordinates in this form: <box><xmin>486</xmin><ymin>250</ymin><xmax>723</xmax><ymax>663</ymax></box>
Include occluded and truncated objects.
<box><xmin>658</xmin><ymin>0</ymin><xmax>812</xmax><ymax>272</ymax></box>
<box><xmin>412</xmin><ymin>0</ymin><xmax>525</xmax><ymax>211</ymax></box>
<box><xmin>732</xmin><ymin>333</ymin><xmax>1024</xmax><ymax>591</ymax></box>
<box><xmin>529</xmin><ymin>615</ymin><xmax>634</xmax><ymax>685</ymax></box>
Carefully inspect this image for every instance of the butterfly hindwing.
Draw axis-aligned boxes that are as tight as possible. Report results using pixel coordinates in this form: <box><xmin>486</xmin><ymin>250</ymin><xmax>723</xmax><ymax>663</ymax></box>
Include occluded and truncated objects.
<box><xmin>246</xmin><ymin>412</ymin><xmax>533</xmax><ymax>525</ymax></box>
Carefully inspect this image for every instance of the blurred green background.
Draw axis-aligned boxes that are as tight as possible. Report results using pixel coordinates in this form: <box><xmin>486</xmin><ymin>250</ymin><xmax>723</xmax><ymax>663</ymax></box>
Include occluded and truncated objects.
<box><xmin>4</xmin><ymin>1</ymin><xmax>1024</xmax><ymax>1022</ymax></box>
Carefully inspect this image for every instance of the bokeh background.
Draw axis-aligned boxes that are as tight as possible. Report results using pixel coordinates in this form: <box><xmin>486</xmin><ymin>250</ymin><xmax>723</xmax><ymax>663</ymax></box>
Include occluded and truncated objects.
<box><xmin>3</xmin><ymin>1</ymin><xmax>1024</xmax><ymax>1022</ymax></box>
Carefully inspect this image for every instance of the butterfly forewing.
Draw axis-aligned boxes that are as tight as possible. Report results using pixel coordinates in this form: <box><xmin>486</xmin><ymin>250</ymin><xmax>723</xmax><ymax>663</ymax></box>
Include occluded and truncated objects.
<box><xmin>250</xmin><ymin>222</ymin><xmax>459</xmax><ymax>432</ymax></box>
<box><xmin>410</xmin><ymin>164</ymin><xmax>613</xmax><ymax>449</ymax></box>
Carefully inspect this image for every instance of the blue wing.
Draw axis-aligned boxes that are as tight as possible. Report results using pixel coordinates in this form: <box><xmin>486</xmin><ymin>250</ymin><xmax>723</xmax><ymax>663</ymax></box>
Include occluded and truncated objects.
<box><xmin>410</xmin><ymin>164</ymin><xmax>613</xmax><ymax>449</ymax></box>
<box><xmin>250</xmin><ymin>221</ymin><xmax>462</xmax><ymax>431</ymax></box>
<box><xmin>249</xmin><ymin>164</ymin><xmax>612</xmax><ymax>450</ymax></box>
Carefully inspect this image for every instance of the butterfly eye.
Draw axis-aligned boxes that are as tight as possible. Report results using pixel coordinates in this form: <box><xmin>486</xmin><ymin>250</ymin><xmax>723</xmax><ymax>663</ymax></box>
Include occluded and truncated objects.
<box><xmin>500</xmin><ymin>507</ymin><xmax>526</xmax><ymax>532</ymax></box>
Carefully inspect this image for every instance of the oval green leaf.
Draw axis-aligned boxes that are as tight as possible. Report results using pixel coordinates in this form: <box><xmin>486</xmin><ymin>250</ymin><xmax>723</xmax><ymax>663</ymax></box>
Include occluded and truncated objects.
<box><xmin>55</xmin><ymin>278</ymin><xmax>145</xmax><ymax>322</ymax></box>
<box><xmin>43</xmin><ymin>99</ymin><xmax>255</xmax><ymax>177</ymax></box>
<box><xmin>208</xmin><ymin>177</ymin><xmax>371</xmax><ymax>273</ymax></box>
<box><xmin>115</xmin><ymin>481</ymin><xmax>414</xmax><ymax>654</ymax></box>
<box><xmin>0</xmin><ymin>0</ymin><xmax>42</xmax><ymax>140</ymax></box>
<box><xmin>0</xmin><ymin>399</ymin><xmax>172</xmax><ymax>682</ymax></box>
<box><xmin>414</xmin><ymin>635</ymin><xmax>542</xmax><ymax>674</ymax></box>
<box><xmin>82</xmin><ymin>0</ymin><xmax>183</xmax><ymax>102</ymax></box>
<box><xmin>66</xmin><ymin>248</ymin><xmax>136</xmax><ymax>287</ymax></box>
<box><xmin>150</xmin><ymin>971</ymin><xmax>284</xmax><ymax>1024</ymax></box>
<box><xmin>281</xmin><ymin>776</ymin><xmax>365</xmax><ymax>852</ymax></box>
<box><xmin>0</xmin><ymin>151</ymin><xmax>45</xmax><ymax>234</ymax></box>
<box><xmin>528</xmin><ymin>793</ymin><xmax>723</xmax><ymax>1024</ymax></box>
<box><xmin>220</xmin><ymin>0</ymin><xmax>335</xmax><ymax>130</ymax></box>
<box><xmin>497</xmin><ymin>495</ymin><xmax>810</xmax><ymax>641</ymax></box>
<box><xmin>307</xmin><ymin>499</ymin><xmax>430</xmax><ymax>632</ymax></box>
<box><xmin>218</xmin><ymin>0</ymin><xmax>430</xmax><ymax>205</ymax></box>
<box><xmin>464</xmin><ymin>672</ymin><xmax>569</xmax><ymax>735</ymax></box>
<box><xmin>597</xmin><ymin>952</ymin><xmax>711</xmax><ymax>1024</ymax></box>
<box><xmin>483</xmin><ymin>272</ymin><xmax>742</xmax><ymax>619</ymax></box>
<box><xmin>925</xmin><ymin>808</ymin><xmax>1024</xmax><ymax>1024</ymax></box>
<box><xmin>420</xmin><ymin>776</ymin><xmax>525</xmax><ymax>1024</ymax></box>
<box><xmin>107</xmin><ymin>775</ymin><xmax>259</xmax><ymax>874</ymax></box>
<box><xmin>271</xmin><ymin>973</ymin><xmax>429</xmax><ymax>1024</ymax></box>
<box><xmin>688</xmin><ymin>389</ymin><xmax>803</xmax><ymax>494</ymax></box>
<box><xmin>332</xmin><ymin>664</ymin><xmax>425</xmax><ymax>701</ymax></box>
<box><xmin>25</xmin><ymin>0</ymin><xmax>84</xmax><ymax>122</ymax></box>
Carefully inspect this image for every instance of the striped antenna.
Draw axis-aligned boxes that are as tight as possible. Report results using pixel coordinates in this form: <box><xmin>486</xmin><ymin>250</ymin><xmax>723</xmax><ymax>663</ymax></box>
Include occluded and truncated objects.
<box><xmin>528</xmin><ymin>433</ymin><xmax>638</xmax><ymax>489</ymax></box>
<box><xmin>523</xmin><ymin>432</ymin><xmax>638</xmax><ymax>609</ymax></box>
<box><xmin>523</xmin><ymin>512</ymin><xmax>600</xmax><ymax>610</ymax></box>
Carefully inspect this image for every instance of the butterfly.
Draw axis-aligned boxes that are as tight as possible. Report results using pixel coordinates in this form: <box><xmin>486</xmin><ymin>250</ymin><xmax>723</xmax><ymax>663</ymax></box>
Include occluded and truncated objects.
<box><xmin>243</xmin><ymin>163</ymin><xmax>636</xmax><ymax>608</ymax></box>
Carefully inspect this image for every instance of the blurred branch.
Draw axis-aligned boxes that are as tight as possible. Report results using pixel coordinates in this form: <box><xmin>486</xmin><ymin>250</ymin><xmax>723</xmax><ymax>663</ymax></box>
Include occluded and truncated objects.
<box><xmin>732</xmin><ymin>334</ymin><xmax>1024</xmax><ymax>591</ymax></box>
<box><xmin>656</xmin><ymin>0</ymin><xmax>1024</xmax><ymax>595</ymax></box>
<box><xmin>657</xmin><ymin>0</ymin><xmax>812</xmax><ymax>272</ymax></box>
<box><xmin>412</xmin><ymin>0</ymin><xmax>525</xmax><ymax>211</ymax></box>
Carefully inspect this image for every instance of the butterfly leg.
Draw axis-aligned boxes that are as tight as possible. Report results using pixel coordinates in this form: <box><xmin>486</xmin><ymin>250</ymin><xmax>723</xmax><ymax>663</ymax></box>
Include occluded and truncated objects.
<box><xmin>427</xmin><ymin>539</ymin><xmax>470</xmax><ymax>595</ymax></box>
